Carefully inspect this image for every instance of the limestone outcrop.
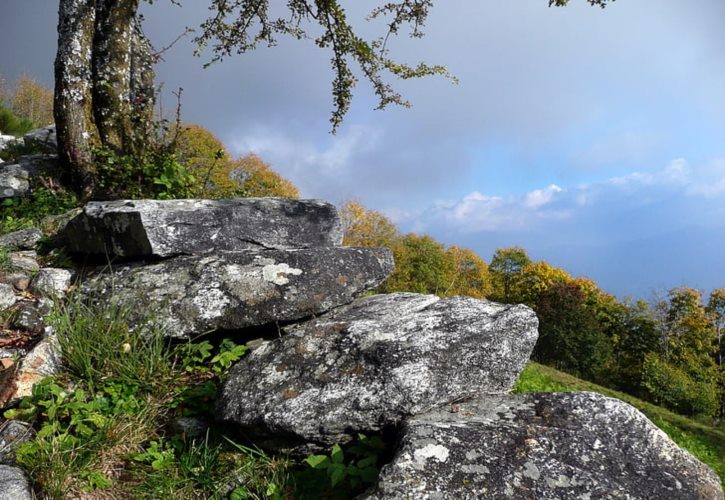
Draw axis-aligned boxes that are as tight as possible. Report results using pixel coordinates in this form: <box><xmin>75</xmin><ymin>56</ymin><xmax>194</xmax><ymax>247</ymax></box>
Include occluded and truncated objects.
<box><xmin>0</xmin><ymin>194</ymin><xmax>722</xmax><ymax>499</ymax></box>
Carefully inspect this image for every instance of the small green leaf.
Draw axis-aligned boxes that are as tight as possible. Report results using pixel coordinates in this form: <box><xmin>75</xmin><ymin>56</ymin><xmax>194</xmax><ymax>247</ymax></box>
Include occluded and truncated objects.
<box><xmin>331</xmin><ymin>443</ymin><xmax>344</xmax><ymax>464</ymax></box>
<box><xmin>304</xmin><ymin>454</ymin><xmax>330</xmax><ymax>469</ymax></box>
<box><xmin>329</xmin><ymin>463</ymin><xmax>346</xmax><ymax>487</ymax></box>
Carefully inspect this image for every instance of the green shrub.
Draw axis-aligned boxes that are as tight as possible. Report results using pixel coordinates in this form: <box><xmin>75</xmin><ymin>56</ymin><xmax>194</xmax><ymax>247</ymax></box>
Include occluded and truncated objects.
<box><xmin>0</xmin><ymin>103</ymin><xmax>33</xmax><ymax>136</ymax></box>
<box><xmin>0</xmin><ymin>187</ymin><xmax>79</xmax><ymax>235</ymax></box>
<box><xmin>295</xmin><ymin>434</ymin><xmax>387</xmax><ymax>499</ymax></box>
<box><xmin>94</xmin><ymin>146</ymin><xmax>197</xmax><ymax>200</ymax></box>
<box><xmin>642</xmin><ymin>353</ymin><xmax>719</xmax><ymax>417</ymax></box>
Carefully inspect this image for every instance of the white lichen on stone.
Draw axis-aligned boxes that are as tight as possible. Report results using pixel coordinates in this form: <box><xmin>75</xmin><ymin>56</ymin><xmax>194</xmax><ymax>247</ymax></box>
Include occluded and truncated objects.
<box><xmin>191</xmin><ymin>286</ymin><xmax>230</xmax><ymax>320</ymax></box>
<box><xmin>522</xmin><ymin>461</ymin><xmax>540</xmax><ymax>480</ymax></box>
<box><xmin>262</xmin><ymin>263</ymin><xmax>303</xmax><ymax>285</ymax></box>
<box><xmin>414</xmin><ymin>444</ymin><xmax>450</xmax><ymax>464</ymax></box>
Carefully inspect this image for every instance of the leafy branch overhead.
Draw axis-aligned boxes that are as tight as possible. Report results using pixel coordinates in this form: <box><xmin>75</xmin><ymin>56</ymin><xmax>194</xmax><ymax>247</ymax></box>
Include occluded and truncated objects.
<box><xmin>193</xmin><ymin>0</ymin><xmax>455</xmax><ymax>131</ymax></box>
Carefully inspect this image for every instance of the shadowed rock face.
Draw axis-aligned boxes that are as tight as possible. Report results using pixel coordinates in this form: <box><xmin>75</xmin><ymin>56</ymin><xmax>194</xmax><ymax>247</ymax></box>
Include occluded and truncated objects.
<box><xmin>60</xmin><ymin>198</ymin><xmax>344</xmax><ymax>258</ymax></box>
<box><xmin>364</xmin><ymin>392</ymin><xmax>724</xmax><ymax>500</ymax></box>
<box><xmin>80</xmin><ymin>247</ymin><xmax>394</xmax><ymax>338</ymax></box>
<box><xmin>216</xmin><ymin>293</ymin><xmax>539</xmax><ymax>454</ymax></box>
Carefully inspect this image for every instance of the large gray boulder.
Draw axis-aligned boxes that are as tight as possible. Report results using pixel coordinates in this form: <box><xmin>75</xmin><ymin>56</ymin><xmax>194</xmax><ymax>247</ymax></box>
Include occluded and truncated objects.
<box><xmin>0</xmin><ymin>465</ymin><xmax>32</xmax><ymax>500</ymax></box>
<box><xmin>216</xmin><ymin>293</ymin><xmax>538</xmax><ymax>453</ymax></box>
<box><xmin>60</xmin><ymin>198</ymin><xmax>344</xmax><ymax>258</ymax></box>
<box><xmin>0</xmin><ymin>154</ymin><xmax>58</xmax><ymax>198</ymax></box>
<box><xmin>365</xmin><ymin>392</ymin><xmax>723</xmax><ymax>500</ymax></box>
<box><xmin>81</xmin><ymin>247</ymin><xmax>393</xmax><ymax>338</ymax></box>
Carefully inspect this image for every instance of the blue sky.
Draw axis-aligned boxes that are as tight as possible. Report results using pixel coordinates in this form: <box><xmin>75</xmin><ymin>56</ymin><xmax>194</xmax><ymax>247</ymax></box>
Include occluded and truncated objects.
<box><xmin>1</xmin><ymin>0</ymin><xmax>724</xmax><ymax>299</ymax></box>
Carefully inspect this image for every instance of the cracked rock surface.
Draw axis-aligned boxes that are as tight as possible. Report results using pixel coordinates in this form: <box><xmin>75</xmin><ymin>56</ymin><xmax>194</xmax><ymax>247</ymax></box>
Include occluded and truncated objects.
<box><xmin>81</xmin><ymin>247</ymin><xmax>393</xmax><ymax>338</ymax></box>
<box><xmin>216</xmin><ymin>293</ymin><xmax>538</xmax><ymax>453</ymax></box>
<box><xmin>364</xmin><ymin>392</ymin><xmax>723</xmax><ymax>500</ymax></box>
<box><xmin>60</xmin><ymin>198</ymin><xmax>344</xmax><ymax>257</ymax></box>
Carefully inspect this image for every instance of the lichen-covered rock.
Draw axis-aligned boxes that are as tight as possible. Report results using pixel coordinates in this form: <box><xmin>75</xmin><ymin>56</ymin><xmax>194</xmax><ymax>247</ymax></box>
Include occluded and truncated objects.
<box><xmin>0</xmin><ymin>284</ymin><xmax>16</xmax><ymax>312</ymax></box>
<box><xmin>0</xmin><ymin>228</ymin><xmax>43</xmax><ymax>251</ymax></box>
<box><xmin>29</xmin><ymin>268</ymin><xmax>74</xmax><ymax>299</ymax></box>
<box><xmin>61</xmin><ymin>198</ymin><xmax>344</xmax><ymax>258</ymax></box>
<box><xmin>0</xmin><ymin>335</ymin><xmax>62</xmax><ymax>409</ymax></box>
<box><xmin>81</xmin><ymin>247</ymin><xmax>393</xmax><ymax>338</ymax></box>
<box><xmin>23</xmin><ymin>125</ymin><xmax>57</xmax><ymax>153</ymax></box>
<box><xmin>13</xmin><ymin>298</ymin><xmax>53</xmax><ymax>334</ymax></box>
<box><xmin>0</xmin><ymin>420</ymin><xmax>34</xmax><ymax>464</ymax></box>
<box><xmin>0</xmin><ymin>134</ymin><xmax>19</xmax><ymax>153</ymax></box>
<box><xmin>0</xmin><ymin>154</ymin><xmax>58</xmax><ymax>198</ymax></box>
<box><xmin>8</xmin><ymin>251</ymin><xmax>39</xmax><ymax>273</ymax></box>
<box><xmin>216</xmin><ymin>293</ymin><xmax>538</xmax><ymax>453</ymax></box>
<box><xmin>364</xmin><ymin>392</ymin><xmax>723</xmax><ymax>500</ymax></box>
<box><xmin>0</xmin><ymin>465</ymin><xmax>32</xmax><ymax>500</ymax></box>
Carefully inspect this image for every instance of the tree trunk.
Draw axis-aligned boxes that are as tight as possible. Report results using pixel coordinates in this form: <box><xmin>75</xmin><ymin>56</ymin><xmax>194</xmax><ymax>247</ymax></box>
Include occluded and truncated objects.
<box><xmin>54</xmin><ymin>0</ymin><xmax>154</xmax><ymax>200</ymax></box>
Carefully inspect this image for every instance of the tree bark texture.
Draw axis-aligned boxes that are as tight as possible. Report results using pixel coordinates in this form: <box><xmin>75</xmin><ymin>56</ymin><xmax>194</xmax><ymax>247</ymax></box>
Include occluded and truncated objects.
<box><xmin>54</xmin><ymin>0</ymin><xmax>154</xmax><ymax>199</ymax></box>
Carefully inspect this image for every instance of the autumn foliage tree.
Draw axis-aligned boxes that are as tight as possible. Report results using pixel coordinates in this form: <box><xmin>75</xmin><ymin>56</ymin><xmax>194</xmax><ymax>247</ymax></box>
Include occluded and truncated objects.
<box><xmin>0</xmin><ymin>74</ymin><xmax>54</xmax><ymax>135</ymax></box>
<box><xmin>340</xmin><ymin>200</ymin><xmax>400</xmax><ymax>248</ymax></box>
<box><xmin>173</xmin><ymin>123</ymin><xmax>299</xmax><ymax>198</ymax></box>
<box><xmin>339</xmin><ymin>200</ymin><xmax>491</xmax><ymax>298</ymax></box>
<box><xmin>489</xmin><ymin>246</ymin><xmax>532</xmax><ymax>303</ymax></box>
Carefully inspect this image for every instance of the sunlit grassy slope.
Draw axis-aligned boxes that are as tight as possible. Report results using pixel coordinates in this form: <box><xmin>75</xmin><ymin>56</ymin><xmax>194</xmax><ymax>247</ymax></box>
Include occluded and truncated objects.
<box><xmin>513</xmin><ymin>361</ymin><xmax>725</xmax><ymax>488</ymax></box>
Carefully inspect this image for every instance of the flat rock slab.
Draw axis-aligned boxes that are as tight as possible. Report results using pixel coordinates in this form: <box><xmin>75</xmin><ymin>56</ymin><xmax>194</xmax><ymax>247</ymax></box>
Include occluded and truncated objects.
<box><xmin>61</xmin><ymin>198</ymin><xmax>344</xmax><ymax>258</ymax></box>
<box><xmin>365</xmin><ymin>392</ymin><xmax>723</xmax><ymax>500</ymax></box>
<box><xmin>81</xmin><ymin>247</ymin><xmax>393</xmax><ymax>338</ymax></box>
<box><xmin>216</xmin><ymin>293</ymin><xmax>538</xmax><ymax>453</ymax></box>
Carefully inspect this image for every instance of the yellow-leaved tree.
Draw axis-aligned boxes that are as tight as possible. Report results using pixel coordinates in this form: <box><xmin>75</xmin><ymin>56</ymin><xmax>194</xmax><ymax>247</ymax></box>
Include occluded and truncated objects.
<box><xmin>9</xmin><ymin>76</ymin><xmax>54</xmax><ymax>128</ymax></box>
<box><xmin>173</xmin><ymin>123</ymin><xmax>299</xmax><ymax>198</ymax></box>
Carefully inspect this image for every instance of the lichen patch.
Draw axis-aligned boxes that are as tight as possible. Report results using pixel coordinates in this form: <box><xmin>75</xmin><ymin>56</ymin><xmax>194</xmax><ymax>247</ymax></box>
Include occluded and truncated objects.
<box><xmin>262</xmin><ymin>263</ymin><xmax>303</xmax><ymax>285</ymax></box>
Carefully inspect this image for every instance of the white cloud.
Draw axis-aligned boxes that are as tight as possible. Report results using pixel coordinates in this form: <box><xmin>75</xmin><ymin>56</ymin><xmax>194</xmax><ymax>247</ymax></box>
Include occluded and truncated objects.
<box><xmin>401</xmin><ymin>157</ymin><xmax>725</xmax><ymax>236</ymax></box>
<box><xmin>412</xmin><ymin>184</ymin><xmax>569</xmax><ymax>233</ymax></box>
<box><xmin>523</xmin><ymin>184</ymin><xmax>563</xmax><ymax>209</ymax></box>
<box><xmin>227</xmin><ymin>125</ymin><xmax>382</xmax><ymax>200</ymax></box>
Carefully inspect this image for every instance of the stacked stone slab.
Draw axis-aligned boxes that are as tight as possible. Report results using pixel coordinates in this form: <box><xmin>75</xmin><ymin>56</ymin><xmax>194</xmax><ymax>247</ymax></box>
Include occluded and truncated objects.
<box><xmin>64</xmin><ymin>198</ymin><xmax>393</xmax><ymax>338</ymax></box>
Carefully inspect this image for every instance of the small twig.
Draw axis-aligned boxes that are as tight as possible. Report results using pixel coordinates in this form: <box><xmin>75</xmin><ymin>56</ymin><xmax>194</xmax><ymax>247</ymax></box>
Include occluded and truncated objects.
<box><xmin>152</xmin><ymin>28</ymin><xmax>194</xmax><ymax>62</ymax></box>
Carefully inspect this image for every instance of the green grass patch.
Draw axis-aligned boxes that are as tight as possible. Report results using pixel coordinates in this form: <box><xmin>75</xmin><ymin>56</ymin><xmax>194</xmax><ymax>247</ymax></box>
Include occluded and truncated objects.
<box><xmin>514</xmin><ymin>361</ymin><xmax>725</xmax><ymax>487</ymax></box>
<box><xmin>0</xmin><ymin>187</ymin><xmax>80</xmax><ymax>236</ymax></box>
<box><xmin>4</xmin><ymin>294</ymin><xmax>385</xmax><ymax>498</ymax></box>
